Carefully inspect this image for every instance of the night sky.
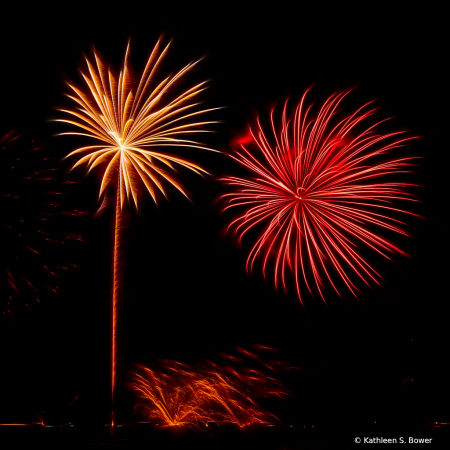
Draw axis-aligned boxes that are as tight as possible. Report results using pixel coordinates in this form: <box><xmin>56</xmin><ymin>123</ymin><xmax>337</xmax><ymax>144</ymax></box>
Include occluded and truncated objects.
<box><xmin>1</xmin><ymin>3</ymin><xmax>447</xmax><ymax>434</ymax></box>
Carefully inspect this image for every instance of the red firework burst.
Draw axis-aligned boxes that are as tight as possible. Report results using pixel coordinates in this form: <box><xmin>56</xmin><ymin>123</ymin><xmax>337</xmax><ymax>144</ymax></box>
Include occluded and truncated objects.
<box><xmin>222</xmin><ymin>89</ymin><xmax>418</xmax><ymax>305</ymax></box>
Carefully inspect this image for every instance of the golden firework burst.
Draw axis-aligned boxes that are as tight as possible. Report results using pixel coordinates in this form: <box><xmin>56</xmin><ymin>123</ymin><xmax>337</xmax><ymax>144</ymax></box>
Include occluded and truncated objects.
<box><xmin>57</xmin><ymin>37</ymin><xmax>218</xmax><ymax>209</ymax></box>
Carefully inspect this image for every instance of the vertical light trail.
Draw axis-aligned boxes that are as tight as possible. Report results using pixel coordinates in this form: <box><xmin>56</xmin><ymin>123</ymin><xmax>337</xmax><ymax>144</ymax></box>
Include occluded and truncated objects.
<box><xmin>111</xmin><ymin>177</ymin><xmax>121</xmax><ymax>431</ymax></box>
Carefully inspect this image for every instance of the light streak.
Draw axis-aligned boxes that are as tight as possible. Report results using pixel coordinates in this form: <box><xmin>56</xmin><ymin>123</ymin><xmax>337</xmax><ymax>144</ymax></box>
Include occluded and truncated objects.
<box><xmin>111</xmin><ymin>184</ymin><xmax>121</xmax><ymax>425</ymax></box>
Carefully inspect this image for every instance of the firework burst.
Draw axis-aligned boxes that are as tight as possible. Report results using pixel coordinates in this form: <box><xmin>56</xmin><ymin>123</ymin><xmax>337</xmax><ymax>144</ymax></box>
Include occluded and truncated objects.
<box><xmin>57</xmin><ymin>38</ymin><xmax>217</xmax><ymax>209</ymax></box>
<box><xmin>57</xmin><ymin>38</ymin><xmax>217</xmax><ymax>426</ymax></box>
<box><xmin>130</xmin><ymin>347</ymin><xmax>287</xmax><ymax>428</ymax></box>
<box><xmin>222</xmin><ymin>89</ymin><xmax>418</xmax><ymax>305</ymax></box>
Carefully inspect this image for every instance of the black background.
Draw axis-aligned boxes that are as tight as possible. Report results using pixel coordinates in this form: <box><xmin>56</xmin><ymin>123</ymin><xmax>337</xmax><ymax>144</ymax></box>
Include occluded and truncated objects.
<box><xmin>0</xmin><ymin>3</ymin><xmax>447</xmax><ymax>433</ymax></box>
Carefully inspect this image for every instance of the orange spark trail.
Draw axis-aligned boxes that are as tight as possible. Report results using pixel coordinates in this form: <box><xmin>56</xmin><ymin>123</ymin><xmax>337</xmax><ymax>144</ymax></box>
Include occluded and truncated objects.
<box><xmin>111</xmin><ymin>184</ymin><xmax>121</xmax><ymax>428</ymax></box>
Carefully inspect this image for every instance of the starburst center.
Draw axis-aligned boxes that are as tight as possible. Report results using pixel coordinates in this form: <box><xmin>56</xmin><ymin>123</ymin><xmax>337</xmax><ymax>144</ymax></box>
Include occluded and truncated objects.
<box><xmin>108</xmin><ymin>131</ymin><xmax>126</xmax><ymax>152</ymax></box>
<box><xmin>295</xmin><ymin>186</ymin><xmax>306</xmax><ymax>200</ymax></box>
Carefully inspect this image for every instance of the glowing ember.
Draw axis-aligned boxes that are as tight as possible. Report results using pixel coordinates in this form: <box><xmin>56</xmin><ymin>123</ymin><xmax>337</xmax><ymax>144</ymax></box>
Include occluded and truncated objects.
<box><xmin>222</xmin><ymin>89</ymin><xmax>418</xmax><ymax>305</ymax></box>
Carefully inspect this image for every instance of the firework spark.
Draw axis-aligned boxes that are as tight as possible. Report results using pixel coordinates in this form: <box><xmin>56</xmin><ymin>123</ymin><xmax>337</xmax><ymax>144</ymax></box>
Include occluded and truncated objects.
<box><xmin>57</xmin><ymin>38</ymin><xmax>217</xmax><ymax>426</ymax></box>
<box><xmin>130</xmin><ymin>348</ymin><xmax>287</xmax><ymax>428</ymax></box>
<box><xmin>1</xmin><ymin>129</ymin><xmax>83</xmax><ymax>319</ymax></box>
<box><xmin>222</xmin><ymin>89</ymin><xmax>418</xmax><ymax>305</ymax></box>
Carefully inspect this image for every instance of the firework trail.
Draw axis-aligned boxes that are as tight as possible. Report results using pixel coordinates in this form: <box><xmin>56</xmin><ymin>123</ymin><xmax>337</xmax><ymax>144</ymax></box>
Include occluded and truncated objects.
<box><xmin>57</xmin><ymin>38</ymin><xmax>217</xmax><ymax>427</ymax></box>
<box><xmin>1</xmin><ymin>129</ymin><xmax>84</xmax><ymax>320</ymax></box>
<box><xmin>222</xmin><ymin>89</ymin><xmax>418</xmax><ymax>305</ymax></box>
<box><xmin>130</xmin><ymin>346</ymin><xmax>287</xmax><ymax>428</ymax></box>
